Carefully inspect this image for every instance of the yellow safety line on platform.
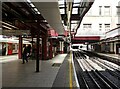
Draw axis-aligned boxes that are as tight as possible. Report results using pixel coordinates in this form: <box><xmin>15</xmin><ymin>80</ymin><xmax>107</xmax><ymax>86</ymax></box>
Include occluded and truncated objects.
<box><xmin>69</xmin><ymin>51</ymin><xmax>72</xmax><ymax>89</ymax></box>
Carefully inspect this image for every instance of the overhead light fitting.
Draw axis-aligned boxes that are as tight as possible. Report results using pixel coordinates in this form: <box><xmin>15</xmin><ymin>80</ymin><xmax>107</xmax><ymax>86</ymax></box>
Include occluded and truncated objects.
<box><xmin>37</xmin><ymin>11</ymin><xmax>40</xmax><ymax>14</ymax></box>
<box><xmin>3</xmin><ymin>25</ymin><xmax>12</xmax><ymax>30</ymax></box>
<box><xmin>1</xmin><ymin>21</ymin><xmax>18</xmax><ymax>29</ymax></box>
<box><xmin>30</xmin><ymin>3</ymin><xmax>35</xmax><ymax>7</ymax></box>
<box><xmin>27</xmin><ymin>0</ymin><xmax>31</xmax><ymax>3</ymax></box>
<box><xmin>34</xmin><ymin>8</ymin><xmax>38</xmax><ymax>12</ymax></box>
<box><xmin>34</xmin><ymin>8</ymin><xmax>40</xmax><ymax>14</ymax></box>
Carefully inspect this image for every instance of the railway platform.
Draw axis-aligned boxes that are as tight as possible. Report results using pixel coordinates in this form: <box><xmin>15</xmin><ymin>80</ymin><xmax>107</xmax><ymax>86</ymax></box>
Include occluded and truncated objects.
<box><xmin>97</xmin><ymin>53</ymin><xmax>120</xmax><ymax>60</ymax></box>
<box><xmin>0</xmin><ymin>52</ymin><xmax>119</xmax><ymax>89</ymax></box>
<box><xmin>1</xmin><ymin>53</ymin><xmax>78</xmax><ymax>88</ymax></box>
<box><xmin>0</xmin><ymin>54</ymin><xmax>18</xmax><ymax>63</ymax></box>
<box><xmin>96</xmin><ymin>52</ymin><xmax>120</xmax><ymax>66</ymax></box>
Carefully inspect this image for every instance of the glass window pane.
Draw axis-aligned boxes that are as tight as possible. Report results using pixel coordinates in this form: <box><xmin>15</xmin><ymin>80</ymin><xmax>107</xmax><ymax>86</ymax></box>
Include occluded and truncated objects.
<box><xmin>60</xmin><ymin>9</ymin><xmax>65</xmax><ymax>14</ymax></box>
<box><xmin>83</xmin><ymin>24</ymin><xmax>92</xmax><ymax>30</ymax></box>
<box><xmin>116</xmin><ymin>24</ymin><xmax>120</xmax><ymax>27</ymax></box>
<box><xmin>99</xmin><ymin>24</ymin><xmax>102</xmax><ymax>31</ymax></box>
<box><xmin>74</xmin><ymin>0</ymin><xmax>80</xmax><ymax>3</ymax></box>
<box><xmin>72</xmin><ymin>8</ymin><xmax>78</xmax><ymax>14</ymax></box>
<box><xmin>99</xmin><ymin>6</ymin><xmax>102</xmax><ymax>15</ymax></box>
<box><xmin>58</xmin><ymin>0</ymin><xmax>64</xmax><ymax>5</ymax></box>
<box><xmin>105</xmin><ymin>24</ymin><xmax>110</xmax><ymax>32</ymax></box>
<box><xmin>116</xmin><ymin>6</ymin><xmax>120</xmax><ymax>15</ymax></box>
<box><xmin>71</xmin><ymin>21</ymin><xmax>78</xmax><ymax>23</ymax></box>
<box><xmin>104</xmin><ymin>6</ymin><xmax>110</xmax><ymax>16</ymax></box>
<box><xmin>73</xmin><ymin>3</ymin><xmax>80</xmax><ymax>7</ymax></box>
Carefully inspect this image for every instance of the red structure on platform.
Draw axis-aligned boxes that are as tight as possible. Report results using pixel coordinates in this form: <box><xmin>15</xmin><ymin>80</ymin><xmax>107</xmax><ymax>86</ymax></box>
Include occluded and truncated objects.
<box><xmin>72</xmin><ymin>36</ymin><xmax>100</xmax><ymax>40</ymax></box>
<box><xmin>72</xmin><ymin>36</ymin><xmax>100</xmax><ymax>44</ymax></box>
<box><xmin>48</xmin><ymin>29</ymin><xmax>58</xmax><ymax>37</ymax></box>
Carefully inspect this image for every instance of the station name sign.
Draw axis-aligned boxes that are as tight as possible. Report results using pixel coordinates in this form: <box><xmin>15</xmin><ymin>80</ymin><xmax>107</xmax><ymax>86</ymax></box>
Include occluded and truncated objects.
<box><xmin>2</xmin><ymin>30</ymin><xmax>30</xmax><ymax>36</ymax></box>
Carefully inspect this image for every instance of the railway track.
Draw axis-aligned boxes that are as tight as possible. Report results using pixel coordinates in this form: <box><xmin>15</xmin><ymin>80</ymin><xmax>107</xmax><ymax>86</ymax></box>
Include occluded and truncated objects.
<box><xmin>90</xmin><ymin>58</ymin><xmax>120</xmax><ymax>80</ymax></box>
<box><xmin>73</xmin><ymin>51</ymin><xmax>120</xmax><ymax>89</ymax></box>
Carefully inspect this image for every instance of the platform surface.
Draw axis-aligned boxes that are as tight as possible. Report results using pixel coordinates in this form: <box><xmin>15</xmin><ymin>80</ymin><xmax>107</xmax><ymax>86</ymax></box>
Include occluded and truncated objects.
<box><xmin>1</xmin><ymin>54</ymin><xmax>68</xmax><ymax>87</ymax></box>
<box><xmin>97</xmin><ymin>53</ymin><xmax>120</xmax><ymax>60</ymax></box>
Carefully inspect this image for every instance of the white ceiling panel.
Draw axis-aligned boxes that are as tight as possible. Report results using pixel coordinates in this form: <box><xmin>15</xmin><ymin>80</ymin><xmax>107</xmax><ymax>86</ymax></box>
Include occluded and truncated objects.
<box><xmin>32</xmin><ymin>2</ymin><xmax>65</xmax><ymax>35</ymax></box>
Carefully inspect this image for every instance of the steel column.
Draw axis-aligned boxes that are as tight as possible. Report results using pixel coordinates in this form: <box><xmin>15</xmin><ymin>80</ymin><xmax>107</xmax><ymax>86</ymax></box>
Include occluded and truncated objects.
<box><xmin>42</xmin><ymin>36</ymin><xmax>47</xmax><ymax>60</ymax></box>
<box><xmin>18</xmin><ymin>36</ymin><xmax>22</xmax><ymax>59</ymax></box>
<box><xmin>49</xmin><ymin>39</ymin><xmax>53</xmax><ymax>59</ymax></box>
<box><xmin>36</xmin><ymin>35</ymin><xmax>40</xmax><ymax>72</ymax></box>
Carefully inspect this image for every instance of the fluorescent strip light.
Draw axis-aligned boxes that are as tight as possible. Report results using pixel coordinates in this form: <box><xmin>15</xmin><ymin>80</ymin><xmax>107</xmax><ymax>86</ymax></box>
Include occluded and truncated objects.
<box><xmin>30</xmin><ymin>3</ymin><xmax>35</xmax><ymax>7</ymax></box>
<box><xmin>37</xmin><ymin>11</ymin><xmax>40</xmax><ymax>14</ymax></box>
<box><xmin>3</xmin><ymin>25</ymin><xmax>12</xmax><ymax>30</ymax></box>
<box><xmin>34</xmin><ymin>8</ymin><xmax>38</xmax><ymax>12</ymax></box>
<box><xmin>1</xmin><ymin>21</ymin><xmax>18</xmax><ymax>29</ymax></box>
<box><xmin>27</xmin><ymin>0</ymin><xmax>31</xmax><ymax>3</ymax></box>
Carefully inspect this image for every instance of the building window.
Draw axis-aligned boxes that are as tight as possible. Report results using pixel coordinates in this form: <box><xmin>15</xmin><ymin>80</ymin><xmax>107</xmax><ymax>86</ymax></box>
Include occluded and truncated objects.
<box><xmin>72</xmin><ymin>8</ymin><xmax>78</xmax><ymax>14</ymax></box>
<box><xmin>99</xmin><ymin>24</ymin><xmax>102</xmax><ymax>31</ymax></box>
<box><xmin>99</xmin><ymin>6</ymin><xmax>102</xmax><ymax>15</ymax></box>
<box><xmin>60</xmin><ymin>9</ymin><xmax>65</xmax><ymax>14</ymax></box>
<box><xmin>104</xmin><ymin>6</ymin><xmax>110</xmax><ymax>16</ymax></box>
<box><xmin>116</xmin><ymin>24</ymin><xmax>120</xmax><ymax>27</ymax></box>
<box><xmin>83</xmin><ymin>24</ymin><xmax>92</xmax><ymax>30</ymax></box>
<box><xmin>116</xmin><ymin>6</ymin><xmax>120</xmax><ymax>15</ymax></box>
<box><xmin>105</xmin><ymin>24</ymin><xmax>110</xmax><ymax>32</ymax></box>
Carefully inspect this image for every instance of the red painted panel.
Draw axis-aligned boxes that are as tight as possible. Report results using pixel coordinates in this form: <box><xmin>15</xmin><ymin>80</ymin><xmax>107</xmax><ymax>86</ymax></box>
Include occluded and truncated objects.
<box><xmin>55</xmin><ymin>31</ymin><xmax>58</xmax><ymax>36</ymax></box>
<box><xmin>48</xmin><ymin>29</ymin><xmax>58</xmax><ymax>37</ymax></box>
<box><xmin>49</xmin><ymin>39</ymin><xmax>53</xmax><ymax>59</ymax></box>
<box><xmin>8</xmin><ymin>43</ymin><xmax>13</xmax><ymax>55</ymax></box>
<box><xmin>72</xmin><ymin>36</ymin><xmax>100</xmax><ymax>41</ymax></box>
<box><xmin>8</xmin><ymin>50</ymin><xmax>12</xmax><ymax>55</ymax></box>
<box><xmin>64</xmin><ymin>31</ymin><xmax>68</xmax><ymax>37</ymax></box>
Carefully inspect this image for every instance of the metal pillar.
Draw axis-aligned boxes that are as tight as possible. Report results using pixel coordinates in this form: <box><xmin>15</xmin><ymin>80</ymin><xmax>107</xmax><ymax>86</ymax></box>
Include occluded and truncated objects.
<box><xmin>31</xmin><ymin>37</ymin><xmax>33</xmax><ymax>60</ymax></box>
<box><xmin>49</xmin><ymin>39</ymin><xmax>53</xmax><ymax>59</ymax></box>
<box><xmin>59</xmin><ymin>41</ymin><xmax>64</xmax><ymax>54</ymax></box>
<box><xmin>36</xmin><ymin>35</ymin><xmax>40</xmax><ymax>72</ymax></box>
<box><xmin>42</xmin><ymin>36</ymin><xmax>47</xmax><ymax>60</ymax></box>
<box><xmin>61</xmin><ymin>41</ymin><xmax>64</xmax><ymax>53</ymax></box>
<box><xmin>18</xmin><ymin>36</ymin><xmax>22</xmax><ymax>59</ymax></box>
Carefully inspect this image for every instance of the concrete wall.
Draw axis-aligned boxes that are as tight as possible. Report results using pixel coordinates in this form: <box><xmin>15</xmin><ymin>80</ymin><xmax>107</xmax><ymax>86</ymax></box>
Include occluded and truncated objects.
<box><xmin>76</xmin><ymin>0</ymin><xmax>120</xmax><ymax>39</ymax></box>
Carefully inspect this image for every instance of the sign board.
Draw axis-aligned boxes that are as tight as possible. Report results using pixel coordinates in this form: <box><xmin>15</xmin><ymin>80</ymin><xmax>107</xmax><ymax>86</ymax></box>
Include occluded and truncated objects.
<box><xmin>2</xmin><ymin>30</ymin><xmax>30</xmax><ymax>36</ymax></box>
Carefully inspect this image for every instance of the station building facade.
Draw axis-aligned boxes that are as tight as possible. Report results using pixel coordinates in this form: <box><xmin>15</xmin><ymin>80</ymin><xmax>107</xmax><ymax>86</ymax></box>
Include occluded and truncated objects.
<box><xmin>75</xmin><ymin>0</ymin><xmax>120</xmax><ymax>54</ymax></box>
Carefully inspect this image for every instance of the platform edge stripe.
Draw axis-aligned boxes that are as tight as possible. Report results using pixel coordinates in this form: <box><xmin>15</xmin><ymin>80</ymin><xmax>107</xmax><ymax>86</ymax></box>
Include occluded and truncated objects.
<box><xmin>71</xmin><ymin>51</ymin><xmax>80</xmax><ymax>89</ymax></box>
<box><xmin>69</xmin><ymin>51</ymin><xmax>73</xmax><ymax>89</ymax></box>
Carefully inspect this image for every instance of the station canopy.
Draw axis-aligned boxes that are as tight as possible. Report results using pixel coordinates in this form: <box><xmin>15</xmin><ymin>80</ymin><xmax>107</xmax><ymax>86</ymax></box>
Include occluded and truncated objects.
<box><xmin>1</xmin><ymin>0</ymin><xmax>94</xmax><ymax>37</ymax></box>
